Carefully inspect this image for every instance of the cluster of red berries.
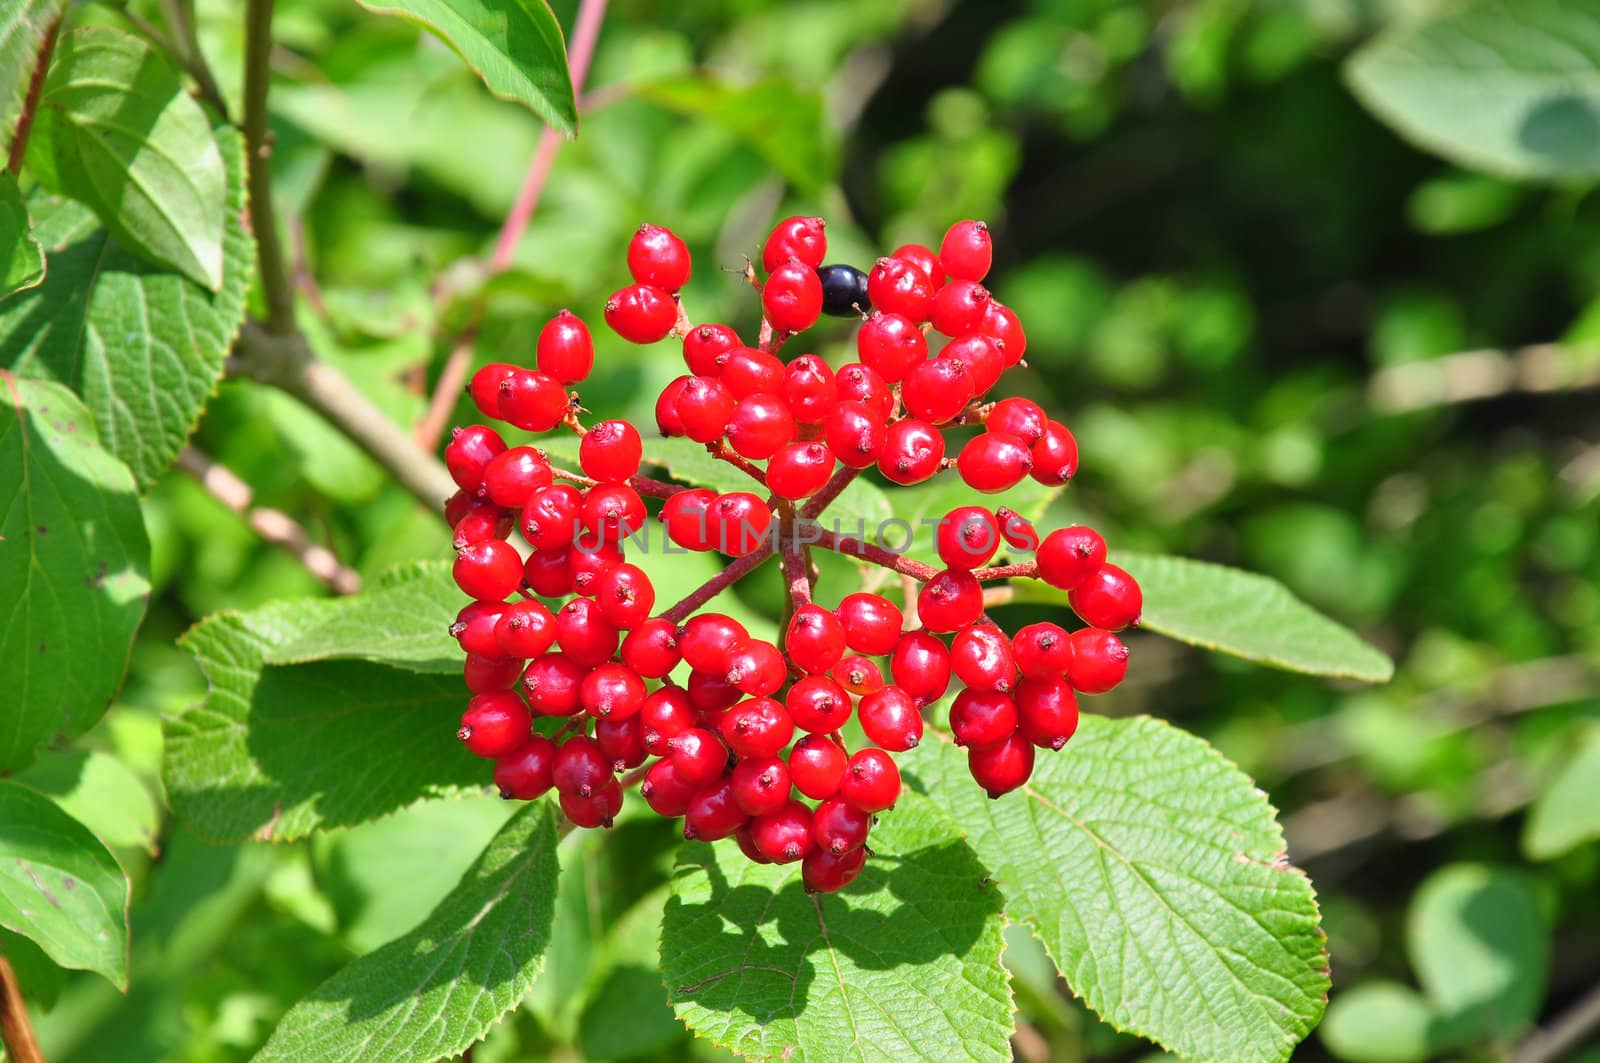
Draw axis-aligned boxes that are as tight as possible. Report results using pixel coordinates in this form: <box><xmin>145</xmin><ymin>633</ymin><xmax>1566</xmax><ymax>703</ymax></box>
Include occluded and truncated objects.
<box><xmin>443</xmin><ymin>216</ymin><xmax>1140</xmax><ymax>893</ymax></box>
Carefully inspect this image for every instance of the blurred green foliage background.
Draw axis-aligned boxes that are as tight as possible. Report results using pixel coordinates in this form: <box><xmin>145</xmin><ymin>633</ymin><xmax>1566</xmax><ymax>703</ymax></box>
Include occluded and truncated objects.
<box><xmin>22</xmin><ymin>0</ymin><xmax>1599</xmax><ymax>1059</ymax></box>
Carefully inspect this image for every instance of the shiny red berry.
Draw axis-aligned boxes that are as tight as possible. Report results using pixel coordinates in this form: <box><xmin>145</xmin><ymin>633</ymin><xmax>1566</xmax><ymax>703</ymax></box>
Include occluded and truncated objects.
<box><xmin>835</xmin><ymin>592</ymin><xmax>903</xmax><ymax>655</ymax></box>
<box><xmin>902</xmin><ymin>357</ymin><xmax>973</xmax><ymax>424</ymax></box>
<box><xmin>958</xmin><ymin>431</ymin><xmax>1033</xmax><ymax>493</ymax></box>
<box><xmin>561</xmin><ymin>780</ymin><xmax>623</xmax><ymax>829</ymax></box>
<box><xmin>788</xmin><ymin>734</ymin><xmax>847</xmax><ymax>799</ymax></box>
<box><xmin>802</xmin><ymin>844</ymin><xmax>867</xmax><ymax>893</ymax></box>
<box><xmin>949</xmin><ymin>689</ymin><xmax>1018</xmax><ymax>749</ymax></box>
<box><xmin>595</xmin><ymin>714</ymin><xmax>647</xmax><ymax>771</ymax></box>
<box><xmin>877</xmin><ymin>418</ymin><xmax>945</xmax><ymax>485</ymax></box>
<box><xmin>891</xmin><ymin>242</ymin><xmax>941</xmax><ymax>282</ymax></box>
<box><xmin>463</xmin><ymin>653</ymin><xmax>523</xmax><ymax>692</ymax></box>
<box><xmin>937</xmin><ymin>505</ymin><xmax>1001</xmax><ymax>570</ymax></box>
<box><xmin>767</xmin><ymin>441</ymin><xmax>835</xmax><ymax>499</ymax></box>
<box><xmin>785</xmin><ymin>675</ymin><xmax>853</xmax><ymax>733</ymax></box>
<box><xmin>929</xmin><ymin>279</ymin><xmax>991</xmax><ymax>336</ymax></box>
<box><xmin>720</xmin><ymin>697</ymin><xmax>794</xmax><ymax>759</ymax></box>
<box><xmin>1012</xmin><ymin>621</ymin><xmax>1072</xmax><ymax>679</ymax></box>
<box><xmin>980</xmin><ymin>301</ymin><xmax>1026</xmax><ymax>363</ymax></box>
<box><xmin>951</xmin><ymin>622</ymin><xmax>1017</xmax><ymax>692</ymax></box>
<box><xmin>453</xmin><ymin>600</ymin><xmax>506</xmax><ymax>658</ymax></box>
<box><xmin>641</xmin><ymin>757</ymin><xmax>696</xmax><ymax>817</ymax></box>
<box><xmin>678</xmin><ymin>613</ymin><xmax>748</xmax><ymax>672</ymax></box>
<box><xmin>834</xmin><ymin>655</ymin><xmax>885</xmax><ymax>696</ymax></box>
<box><xmin>866</xmin><ymin>256</ymin><xmax>934</xmax><ymax>321</ymax></box>
<box><xmin>555</xmin><ymin>597</ymin><xmax>620</xmax><ymax>667</ymax></box>
<box><xmin>1036</xmin><ymin>526</ymin><xmax>1108</xmax><ymax>591</ymax></box>
<box><xmin>495</xmin><ymin>599</ymin><xmax>557</xmax><ymax>659</ymax></box>
<box><xmin>731</xmin><ymin>756</ymin><xmax>792</xmax><ymax>817</ymax></box>
<box><xmin>941</xmin><ymin>333</ymin><xmax>1006</xmax><ymax>395</ymax></box>
<box><xmin>537</xmin><ymin>310</ymin><xmax>595</xmax><ymax>383</ymax></box>
<box><xmin>786</xmin><ymin>604</ymin><xmax>848</xmax><ymax>674</ymax></box>
<box><xmin>840</xmin><ymin>748</ymin><xmax>900</xmax><ymax>812</ymax></box>
<box><xmin>727</xmin><ymin>393</ymin><xmax>797</xmax><ymax>460</ymax></box>
<box><xmin>627</xmin><ymin>223</ymin><xmax>691</xmax><ymax>290</ymax></box>
<box><xmin>763</xmin><ymin>259</ymin><xmax>823</xmax><ymax>334</ymax></box>
<box><xmin>522</xmin><ymin>654</ymin><xmax>585</xmax><ymax>715</ymax></box>
<box><xmin>656</xmin><ymin>375</ymin><xmax>690</xmax><ymax>436</ymax></box>
<box><xmin>592</xmin><ymin>562</ymin><xmax>655</xmax><ymax>628</ymax></box>
<box><xmin>580</xmin><ymin>420</ymin><xmax>643</xmax><ymax>483</ymax></box>
<box><xmin>811</xmin><ymin>796</ymin><xmax>872</xmax><ymax>855</ymax></box>
<box><xmin>856</xmin><ymin>312</ymin><xmax>927</xmax><ymax>382</ymax></box>
<box><xmin>889</xmin><ymin>630</ymin><xmax>951</xmax><ymax>705</ymax></box>
<box><xmin>1031</xmin><ymin>420</ymin><xmax>1078</xmax><ymax>485</ymax></box>
<box><xmin>824</xmin><ymin>401</ymin><xmax>888</xmax><ymax>469</ymax></box>
<box><xmin>482</xmin><ymin>446</ymin><xmax>554</xmax><ymax>507</ymax></box>
<box><xmin>752</xmin><ymin>801</ymin><xmax>815</xmax><ymax>863</ymax></box>
<box><xmin>668</xmin><ymin>727</ymin><xmax>728</xmax><ymax>788</ymax></box>
<box><xmin>494</xmin><ymin>736</ymin><xmax>557</xmax><ymax>799</ymax></box>
<box><xmin>458</xmin><ymin>690</ymin><xmax>532</xmax><ymax>758</ymax></box>
<box><xmin>1066</xmin><ymin>628</ymin><xmax>1128</xmax><ymax>694</ymax></box>
<box><xmin>619</xmin><ymin>617</ymin><xmax>680</xmax><ymax>678</ymax></box>
<box><xmin>968</xmin><ymin>732</ymin><xmax>1034</xmax><ymax>798</ymax></box>
<box><xmin>725</xmin><ymin>639</ymin><xmax>787</xmax><ymax>696</ymax></box>
<box><xmin>498</xmin><ymin>369</ymin><xmax>568</xmax><ymax>432</ymax></box>
<box><xmin>1016</xmin><ymin>675</ymin><xmax>1079</xmax><ymax>750</ymax></box>
<box><xmin>781</xmin><ymin>354</ymin><xmax>837</xmax><ymax>424</ymax></box>
<box><xmin>940</xmin><ymin>219</ymin><xmax>992</xmax><ymax>282</ymax></box>
<box><xmin>986</xmin><ymin>397</ymin><xmax>1046</xmax><ymax>446</ymax></box>
<box><xmin>1068</xmin><ymin>563</ymin><xmax>1142</xmax><ymax>631</ymax></box>
<box><xmin>580</xmin><ymin>663</ymin><xmax>647</xmax><ymax>720</ymax></box>
<box><xmin>469</xmin><ymin>363</ymin><xmax>517</xmax><ymax>419</ymax></box>
<box><xmin>445</xmin><ymin>424</ymin><xmax>507</xmax><ymax>492</ymax></box>
<box><xmin>521</xmin><ymin>484</ymin><xmax>581</xmax><ymax>551</ymax></box>
<box><xmin>684</xmin><ymin>779</ymin><xmax>748</xmax><ymax>841</ymax></box>
<box><xmin>762</xmin><ymin>215</ymin><xmax>827</xmax><ymax>272</ymax></box>
<box><xmin>721</xmin><ymin>347</ymin><xmax>785</xmax><ymax>398</ymax></box>
<box><xmin>640</xmin><ymin>685</ymin><xmax>696</xmax><ymax>755</ymax></box>
<box><xmin>858</xmin><ymin>685</ymin><xmax>923</xmax><ymax>751</ymax></box>
<box><xmin>605</xmin><ymin>284</ymin><xmax>677</xmax><ymax>344</ymax></box>
<box><xmin>662</xmin><ymin>487</ymin><xmax>716</xmax><ymax>551</ymax></box>
<box><xmin>916</xmin><ymin>569</ymin><xmax>983</xmax><ymax>633</ymax></box>
<box><xmin>834</xmin><ymin>363</ymin><xmax>894</xmax><ymax>422</ymax></box>
<box><xmin>454</xmin><ymin>539</ymin><xmax>523</xmax><ymax>601</ymax></box>
<box><xmin>683</xmin><ymin>323</ymin><xmax>740</xmax><ymax>376</ymax></box>
<box><xmin>707</xmin><ymin>492</ymin><xmax>773</xmax><ymax>556</ymax></box>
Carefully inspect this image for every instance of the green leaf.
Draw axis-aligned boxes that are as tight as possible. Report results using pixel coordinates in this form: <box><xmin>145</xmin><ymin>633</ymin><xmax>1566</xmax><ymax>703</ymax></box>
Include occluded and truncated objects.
<box><xmin>660</xmin><ymin>791</ymin><xmax>1014</xmax><ymax>1063</ymax></box>
<box><xmin>1319</xmin><ymin>982</ymin><xmax>1437</xmax><ymax>1063</ymax></box>
<box><xmin>0</xmin><ymin>123</ymin><xmax>253</xmax><ymax>487</ymax></box>
<box><xmin>0</xmin><ymin>1</ymin><xmax>65</xmax><ymax>152</ymax></box>
<box><xmin>636</xmin><ymin>76</ymin><xmax>836</xmax><ymax>194</ymax></box>
<box><xmin>0</xmin><ymin>172</ymin><xmax>44</xmax><ymax>295</ymax></box>
<box><xmin>1523</xmin><ymin>724</ymin><xmax>1600</xmax><ymax>860</ymax></box>
<box><xmin>1345</xmin><ymin>0</ymin><xmax>1600</xmax><ymax>181</ymax></box>
<box><xmin>353</xmin><ymin>0</ymin><xmax>576</xmax><ymax>135</ymax></box>
<box><xmin>578</xmin><ymin>888</ymin><xmax>685</xmax><ymax>1062</ymax></box>
<box><xmin>164</xmin><ymin>596</ymin><xmax>485</xmax><ymax>843</ymax></box>
<box><xmin>30</xmin><ymin>27</ymin><xmax>226</xmax><ymax>288</ymax></box>
<box><xmin>266</xmin><ymin>561</ymin><xmax>460</xmax><ymax>674</ymax></box>
<box><xmin>917</xmin><ymin>718</ymin><xmax>1330</xmax><ymax>1063</ymax></box>
<box><xmin>0</xmin><ymin>373</ymin><xmax>150</xmax><ymax>773</ymax></box>
<box><xmin>1406</xmin><ymin>863</ymin><xmax>1546</xmax><ymax>1040</ymax></box>
<box><xmin>0</xmin><ymin>780</ymin><xmax>130</xmax><ymax>990</ymax></box>
<box><xmin>256</xmin><ymin>801</ymin><xmax>561</xmax><ymax>1062</ymax></box>
<box><xmin>1116</xmin><ymin>553</ymin><xmax>1394</xmax><ymax>682</ymax></box>
<box><xmin>14</xmin><ymin>749</ymin><xmax>160</xmax><ymax>855</ymax></box>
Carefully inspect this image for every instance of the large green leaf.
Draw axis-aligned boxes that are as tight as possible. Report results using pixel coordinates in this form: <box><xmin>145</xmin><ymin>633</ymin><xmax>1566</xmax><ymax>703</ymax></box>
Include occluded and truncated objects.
<box><xmin>0</xmin><ymin>172</ymin><xmax>44</xmax><ymax>295</ymax></box>
<box><xmin>0</xmin><ymin>780</ymin><xmax>129</xmax><ymax>990</ymax></box>
<box><xmin>918</xmin><ymin>719</ymin><xmax>1329</xmax><ymax>1063</ymax></box>
<box><xmin>0</xmin><ymin>0</ymin><xmax>66</xmax><ymax>153</ymax></box>
<box><xmin>1523</xmin><ymin>724</ymin><xmax>1600</xmax><ymax>860</ymax></box>
<box><xmin>1115</xmin><ymin>553</ymin><xmax>1394</xmax><ymax>682</ymax></box>
<box><xmin>354</xmin><ymin>0</ymin><xmax>576</xmax><ymax>135</ymax></box>
<box><xmin>29</xmin><ymin>27</ymin><xmax>226</xmax><ymax>288</ymax></box>
<box><xmin>164</xmin><ymin>595</ymin><xmax>485</xmax><ymax>843</ymax></box>
<box><xmin>660</xmin><ymin>791</ymin><xmax>1014</xmax><ymax>1063</ymax></box>
<box><xmin>1346</xmin><ymin>0</ymin><xmax>1600</xmax><ymax>181</ymax></box>
<box><xmin>266</xmin><ymin>562</ymin><xmax>460</xmax><ymax>674</ymax></box>
<box><xmin>0</xmin><ymin>374</ymin><xmax>149</xmax><ymax>773</ymax></box>
<box><xmin>0</xmin><ymin>123</ymin><xmax>253</xmax><ymax>487</ymax></box>
<box><xmin>256</xmin><ymin>801</ymin><xmax>561</xmax><ymax>1061</ymax></box>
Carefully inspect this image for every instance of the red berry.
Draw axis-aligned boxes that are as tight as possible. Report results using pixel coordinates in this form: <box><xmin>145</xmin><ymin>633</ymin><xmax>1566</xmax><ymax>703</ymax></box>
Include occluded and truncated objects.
<box><xmin>958</xmin><ymin>432</ymin><xmax>1033</xmax><ymax>493</ymax></box>
<box><xmin>929</xmin><ymin>279</ymin><xmax>991</xmax><ymax>336</ymax></box>
<box><xmin>916</xmin><ymin>569</ymin><xmax>983</xmax><ymax>633</ymax></box>
<box><xmin>656</xmin><ymin>375</ymin><xmax>690</xmax><ymax>437</ymax></box>
<box><xmin>785</xmin><ymin>604</ymin><xmax>848</xmax><ymax>674</ymax></box>
<box><xmin>567</xmin><ymin>537</ymin><xmax>623</xmax><ymax>597</ymax></box>
<box><xmin>979</xmin><ymin>301</ymin><xmax>1026</xmax><ymax>363</ymax></box>
<box><xmin>519</xmin><ymin>655</ymin><xmax>583</xmax><ymax>715</ymax></box>
<box><xmin>683</xmin><ymin>323</ymin><xmax>740</xmax><ymax>376</ymax></box>
<box><xmin>736</xmin><ymin>823</ymin><xmax>770</xmax><ymax>864</ymax></box>
<box><xmin>641</xmin><ymin>757</ymin><xmax>696</xmax><ymax>817</ymax></box>
<box><xmin>537</xmin><ymin>310</ymin><xmax>595</xmax><ymax>384</ymax></box>
<box><xmin>1031</xmin><ymin>420</ymin><xmax>1078</xmax><ymax>485</ymax></box>
<box><xmin>937</xmin><ymin>505</ymin><xmax>1001</xmax><ymax>570</ymax></box>
<box><xmin>986</xmin><ymin>397</ymin><xmax>1046</xmax><ymax>446</ymax></box>
<box><xmin>968</xmin><ymin>732</ymin><xmax>1034</xmax><ymax>798</ymax></box>
<box><xmin>458</xmin><ymin>690</ymin><xmax>531</xmax><ymax>757</ymax></box>
<box><xmin>707</xmin><ymin>492</ymin><xmax>773</xmax><ymax>556</ymax></box>
<box><xmin>483</xmin><ymin>446</ymin><xmax>554</xmax><ymax>507</ymax></box>
<box><xmin>1066</xmin><ymin>628</ymin><xmax>1128</xmax><ymax>694</ymax></box>
<box><xmin>840</xmin><ymin>748</ymin><xmax>900</xmax><ymax>812</ymax></box>
<box><xmin>834</xmin><ymin>655</ymin><xmax>885</xmax><ymax>696</ymax></box>
<box><xmin>719</xmin><ymin>697</ymin><xmax>794</xmax><ymax>759</ymax></box>
<box><xmin>811</xmin><ymin>796</ymin><xmax>872</xmax><ymax>855</ymax></box>
<box><xmin>763</xmin><ymin>259</ymin><xmax>823</xmax><ymax>334</ymax></box>
<box><xmin>1068</xmin><ymin>563</ymin><xmax>1142</xmax><ymax>631</ymax></box>
<box><xmin>802</xmin><ymin>844</ymin><xmax>867</xmax><ymax>893</ymax></box>
<box><xmin>640</xmin><ymin>685</ymin><xmax>696</xmax><ymax>754</ymax></box>
<box><xmin>951</xmin><ymin>622</ymin><xmax>1017</xmax><ymax>692</ymax></box>
<box><xmin>781</xmin><ymin>354</ymin><xmax>837</xmax><ymax>424</ymax></box>
<box><xmin>997</xmin><ymin>507</ymin><xmax>1039</xmax><ymax>551</ymax></box>
<box><xmin>788</xmin><ymin>734</ymin><xmax>847</xmax><ymax>799</ymax></box>
<box><xmin>592</xmin><ymin>562</ymin><xmax>655</xmax><ymax>628</ymax></box>
<box><xmin>726</xmin><ymin>639</ymin><xmax>787</xmax><ymax>696</ymax></box>
<box><xmin>1036</xmin><ymin>526</ymin><xmax>1108</xmax><ymax>591</ymax></box>
<box><xmin>445</xmin><ymin>424</ymin><xmax>507</xmax><ymax>492</ymax></box>
<box><xmin>560</xmin><ymin>779</ymin><xmax>623</xmax><ymax>829</ymax></box>
<box><xmin>856</xmin><ymin>312</ymin><xmax>927</xmax><ymax>382</ymax></box>
<box><xmin>605</xmin><ymin>284</ymin><xmax>677</xmax><ymax>344</ymax></box>
<box><xmin>556</xmin><ymin>598</ymin><xmax>621</xmax><ymax>667</ymax></box>
<box><xmin>668</xmin><ymin>727</ymin><xmax>728</xmax><ymax>787</ymax></box>
<box><xmin>889</xmin><ymin>630</ymin><xmax>951</xmax><ymax>705</ymax></box>
<box><xmin>786</xmin><ymin>675</ymin><xmax>853</xmax><ymax>733</ymax></box>
<box><xmin>498</xmin><ymin>369</ymin><xmax>569</xmax><ymax>432</ymax></box>
<box><xmin>1016</xmin><ymin>675</ymin><xmax>1079</xmax><ymax>750</ymax></box>
<box><xmin>941</xmin><ymin>334</ymin><xmax>1006</xmax><ymax>395</ymax></box>
<box><xmin>1012</xmin><ymin>622</ymin><xmax>1072</xmax><ymax>679</ymax></box>
<box><xmin>580</xmin><ymin>420</ymin><xmax>643</xmax><ymax>483</ymax></box>
<box><xmin>767</xmin><ymin>441</ymin><xmax>835</xmax><ymax>500</ymax></box>
<box><xmin>752</xmin><ymin>801</ymin><xmax>815</xmax><ymax>863</ymax></box>
<box><xmin>580</xmin><ymin>662</ymin><xmax>647</xmax><ymax>720</ymax></box>
<box><xmin>721</xmin><ymin>347</ymin><xmax>785</xmax><ymax>398</ymax></box>
<box><xmin>495</xmin><ymin>599</ymin><xmax>557</xmax><ymax>659</ymax></box>
<box><xmin>595</xmin><ymin>714</ymin><xmax>647</xmax><ymax>770</ymax></box>
<box><xmin>940</xmin><ymin>219</ymin><xmax>992</xmax><ymax>282</ymax></box>
<box><xmin>835</xmin><ymin>592</ymin><xmax>903</xmax><ymax>655</ymax></box>
<box><xmin>684</xmin><ymin>779</ymin><xmax>748</xmax><ymax>841</ymax></box>
<box><xmin>453</xmin><ymin>600</ymin><xmax>507</xmax><ymax>658</ymax></box>
<box><xmin>858</xmin><ymin>686</ymin><xmax>923</xmax><ymax>751</ymax></box>
<box><xmin>662</xmin><ymin>488</ymin><xmax>716</xmax><ymax>551</ymax></box>
<box><xmin>877</xmin><ymin>418</ymin><xmax>945</xmax><ymax>485</ymax></box>
<box><xmin>731</xmin><ymin>756</ymin><xmax>791</xmax><ymax>817</ymax></box>
<box><xmin>688</xmin><ymin>668</ymin><xmax>743</xmax><ymax>713</ymax></box>
<box><xmin>902</xmin><ymin>357</ymin><xmax>974</xmax><ymax>424</ymax></box>
<box><xmin>949</xmin><ymin>689</ymin><xmax>1018</xmax><ymax>748</ymax></box>
<box><xmin>727</xmin><ymin>393</ymin><xmax>797</xmax><ymax>460</ymax></box>
<box><xmin>469</xmin><ymin>363</ymin><xmax>517</xmax><ymax>419</ymax></box>
<box><xmin>582</xmin><ymin>484</ymin><xmax>647</xmax><ymax>545</ymax></box>
<box><xmin>454</xmin><ymin>539</ymin><xmax>523</xmax><ymax>601</ymax></box>
<box><xmin>619</xmin><ymin>617</ymin><xmax>680</xmax><ymax>678</ymax></box>
<box><xmin>521</xmin><ymin>484</ymin><xmax>582</xmax><ymax>551</ymax></box>
<box><xmin>464</xmin><ymin>653</ymin><xmax>523</xmax><ymax>693</ymax></box>
<box><xmin>627</xmin><ymin>223</ymin><xmax>691</xmax><ymax>290</ymax></box>
<box><xmin>867</xmin><ymin>256</ymin><xmax>934</xmax><ymax>321</ymax></box>
<box><xmin>679</xmin><ymin>613</ymin><xmax>748</xmax><ymax>672</ymax></box>
<box><xmin>835</xmin><ymin>363</ymin><xmax>894</xmax><ymax>423</ymax></box>
<box><xmin>762</xmin><ymin>216</ymin><xmax>826</xmax><ymax>272</ymax></box>
<box><xmin>824</xmin><ymin>401</ymin><xmax>888</xmax><ymax>469</ymax></box>
<box><xmin>494</xmin><ymin>736</ymin><xmax>556</xmax><ymax>799</ymax></box>
<box><xmin>891</xmin><ymin>242</ymin><xmax>941</xmax><ymax>283</ymax></box>
<box><xmin>553</xmin><ymin>737</ymin><xmax>613</xmax><ymax>798</ymax></box>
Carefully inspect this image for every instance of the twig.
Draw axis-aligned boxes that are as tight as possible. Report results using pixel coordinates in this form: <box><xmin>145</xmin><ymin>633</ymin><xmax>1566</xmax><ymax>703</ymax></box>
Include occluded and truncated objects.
<box><xmin>243</xmin><ymin>0</ymin><xmax>295</xmax><ymax>333</ymax></box>
<box><xmin>415</xmin><ymin>0</ymin><xmax>608</xmax><ymax>451</ymax></box>
<box><xmin>6</xmin><ymin>15</ymin><xmax>60</xmax><ymax>176</ymax></box>
<box><xmin>706</xmin><ymin>441</ymin><xmax>767</xmax><ymax>487</ymax></box>
<box><xmin>547</xmin><ymin>464</ymin><xmax>684</xmax><ymax>500</ymax></box>
<box><xmin>1514</xmin><ymin>981</ymin><xmax>1600</xmax><ymax>1063</ymax></box>
<box><xmin>158</xmin><ymin>0</ymin><xmax>228</xmax><ymax>114</ymax></box>
<box><xmin>229</xmin><ymin>323</ymin><xmax>457</xmax><ymax>511</ymax></box>
<box><xmin>179</xmin><ymin>447</ymin><xmax>362</xmax><ymax>594</ymax></box>
<box><xmin>660</xmin><ymin>543</ymin><xmax>776</xmax><ymax>623</ymax></box>
<box><xmin>288</xmin><ymin>216</ymin><xmax>327</xmax><ymax>316</ymax></box>
<box><xmin>779</xmin><ymin>506</ymin><xmax>812</xmax><ymax>612</ymax></box>
<box><xmin>1369</xmin><ymin>343</ymin><xmax>1600</xmax><ymax>413</ymax></box>
<box><xmin>0</xmin><ymin>955</ymin><xmax>44</xmax><ymax>1063</ymax></box>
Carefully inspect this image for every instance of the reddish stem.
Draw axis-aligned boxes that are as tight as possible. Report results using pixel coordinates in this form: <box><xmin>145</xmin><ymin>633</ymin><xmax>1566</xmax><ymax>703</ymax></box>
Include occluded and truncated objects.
<box><xmin>7</xmin><ymin>17</ymin><xmax>60</xmax><ymax>176</ymax></box>
<box><xmin>779</xmin><ymin>508</ymin><xmax>812</xmax><ymax>610</ymax></box>
<box><xmin>547</xmin><ymin>465</ymin><xmax>685</xmax><ymax>500</ymax></box>
<box><xmin>660</xmin><ymin>544</ymin><xmax>775</xmax><ymax>623</ymax></box>
<box><xmin>705</xmin><ymin>441</ymin><xmax>768</xmax><ymax>487</ymax></box>
<box><xmin>811</xmin><ymin>527</ymin><xmax>1040</xmax><ymax>584</ymax></box>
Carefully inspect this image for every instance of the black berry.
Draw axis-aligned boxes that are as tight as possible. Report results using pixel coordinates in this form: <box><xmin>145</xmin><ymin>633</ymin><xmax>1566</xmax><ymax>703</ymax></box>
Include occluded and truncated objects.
<box><xmin>817</xmin><ymin>264</ymin><xmax>871</xmax><ymax>317</ymax></box>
